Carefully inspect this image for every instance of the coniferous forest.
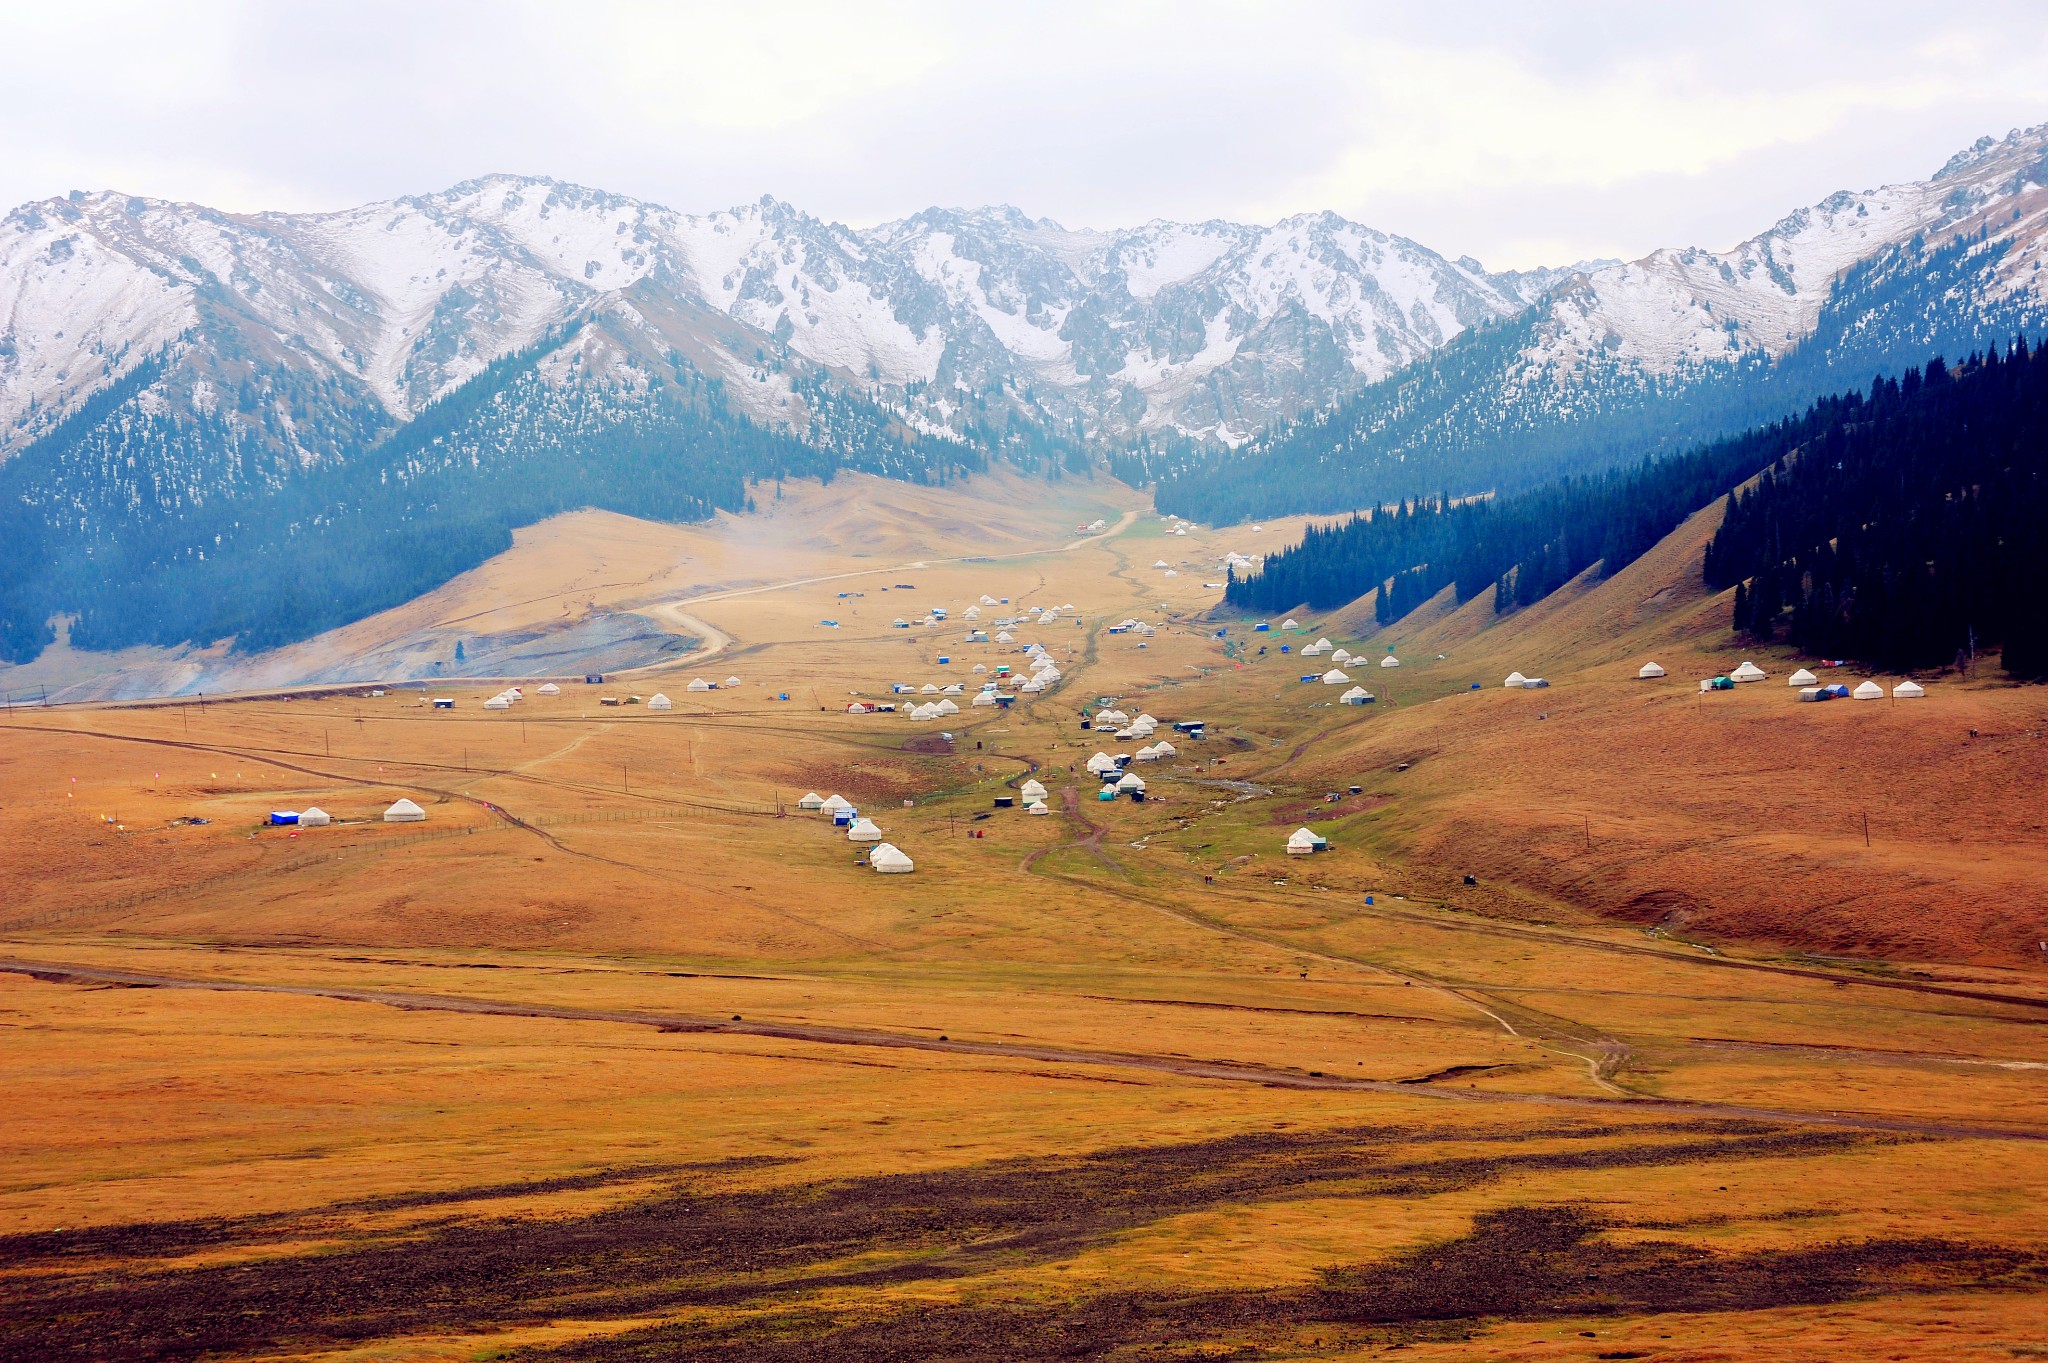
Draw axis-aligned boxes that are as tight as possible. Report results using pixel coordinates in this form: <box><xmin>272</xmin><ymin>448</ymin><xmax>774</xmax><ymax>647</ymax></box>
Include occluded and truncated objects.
<box><xmin>1231</xmin><ymin>340</ymin><xmax>2048</xmax><ymax>679</ymax></box>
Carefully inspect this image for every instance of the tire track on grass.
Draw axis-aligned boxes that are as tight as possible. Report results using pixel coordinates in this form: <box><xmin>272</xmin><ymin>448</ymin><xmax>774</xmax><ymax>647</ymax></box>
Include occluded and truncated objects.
<box><xmin>3</xmin><ymin>957</ymin><xmax>2041</xmax><ymax>1142</ymax></box>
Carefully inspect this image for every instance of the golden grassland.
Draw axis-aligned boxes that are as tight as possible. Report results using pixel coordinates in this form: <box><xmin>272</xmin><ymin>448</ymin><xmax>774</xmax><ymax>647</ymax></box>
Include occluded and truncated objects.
<box><xmin>1</xmin><ymin>475</ymin><xmax>2045</xmax><ymax>1361</ymax></box>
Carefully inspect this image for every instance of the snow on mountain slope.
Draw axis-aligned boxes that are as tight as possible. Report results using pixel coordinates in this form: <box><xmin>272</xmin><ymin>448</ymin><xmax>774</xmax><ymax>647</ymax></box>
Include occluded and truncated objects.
<box><xmin>0</xmin><ymin>178</ymin><xmax>1538</xmax><ymax>460</ymax></box>
<box><xmin>1517</xmin><ymin>124</ymin><xmax>2048</xmax><ymax>383</ymax></box>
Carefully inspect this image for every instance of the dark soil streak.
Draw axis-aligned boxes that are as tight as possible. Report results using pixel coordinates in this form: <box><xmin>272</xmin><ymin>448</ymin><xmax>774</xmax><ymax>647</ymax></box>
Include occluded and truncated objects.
<box><xmin>536</xmin><ymin>1206</ymin><xmax>2038</xmax><ymax>1362</ymax></box>
<box><xmin>0</xmin><ymin>1123</ymin><xmax>1895</xmax><ymax>1362</ymax></box>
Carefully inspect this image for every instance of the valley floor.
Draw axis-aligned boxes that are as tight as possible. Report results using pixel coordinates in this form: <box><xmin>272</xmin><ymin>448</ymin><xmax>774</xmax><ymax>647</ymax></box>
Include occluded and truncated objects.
<box><xmin>1</xmin><ymin>478</ymin><xmax>2045</xmax><ymax>1361</ymax></box>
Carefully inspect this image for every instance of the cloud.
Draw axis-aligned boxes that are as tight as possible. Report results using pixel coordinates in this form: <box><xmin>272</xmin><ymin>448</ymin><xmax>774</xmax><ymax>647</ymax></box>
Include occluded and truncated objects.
<box><xmin>0</xmin><ymin>0</ymin><xmax>2043</xmax><ymax>267</ymax></box>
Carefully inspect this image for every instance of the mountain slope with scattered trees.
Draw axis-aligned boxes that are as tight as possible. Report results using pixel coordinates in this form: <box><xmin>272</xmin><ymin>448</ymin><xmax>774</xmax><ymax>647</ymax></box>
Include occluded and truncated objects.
<box><xmin>1230</xmin><ymin>340</ymin><xmax>2048</xmax><ymax>678</ymax></box>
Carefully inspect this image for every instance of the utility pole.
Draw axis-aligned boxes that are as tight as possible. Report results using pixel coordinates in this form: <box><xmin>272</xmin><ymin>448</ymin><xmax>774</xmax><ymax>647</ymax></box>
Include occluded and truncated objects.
<box><xmin>1583</xmin><ymin>815</ymin><xmax>1591</xmax><ymax>852</ymax></box>
<box><xmin>1863</xmin><ymin>810</ymin><xmax>1870</xmax><ymax>848</ymax></box>
<box><xmin>623</xmin><ymin>763</ymin><xmax>629</xmax><ymax>794</ymax></box>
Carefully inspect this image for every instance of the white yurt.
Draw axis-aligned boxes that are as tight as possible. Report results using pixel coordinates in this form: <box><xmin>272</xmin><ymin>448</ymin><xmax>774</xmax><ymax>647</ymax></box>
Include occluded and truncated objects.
<box><xmin>921</xmin><ymin>683</ymin><xmax>940</xmax><ymax>694</ymax></box>
<box><xmin>1027</xmin><ymin>800</ymin><xmax>1051</xmax><ymax>816</ymax></box>
<box><xmin>298</xmin><ymin>807</ymin><xmax>331</xmax><ymax>827</ymax></box>
<box><xmin>1321</xmin><ymin>669</ymin><xmax>1350</xmax><ymax>685</ymax></box>
<box><xmin>1152</xmin><ymin>739</ymin><xmax>1176</xmax><ymax>757</ymax></box>
<box><xmin>725</xmin><ymin>676</ymin><xmax>742</xmax><ymax>688</ymax></box>
<box><xmin>971</xmin><ymin>692</ymin><xmax>996</xmax><ymax>707</ymax></box>
<box><xmin>798</xmin><ymin>792</ymin><xmax>826</xmax><ymax>811</ymax></box>
<box><xmin>1637</xmin><ymin>662</ymin><xmax>1666</xmax><ymax>679</ymax></box>
<box><xmin>996</xmin><ymin>631</ymin><xmax>1015</xmax><ymax>643</ymax></box>
<box><xmin>846</xmin><ymin>702</ymin><xmax>870</xmax><ymax>715</ymax></box>
<box><xmin>847</xmin><ymin>817</ymin><xmax>883</xmax><ymax>843</ymax></box>
<box><xmin>821</xmin><ymin>794</ymin><xmax>853</xmax><ymax>814</ymax></box>
<box><xmin>868</xmin><ymin>842</ymin><xmax>914</xmax><ymax>873</ymax></box>
<box><xmin>384</xmin><ymin>798</ymin><xmax>426</xmax><ymax>823</ymax></box>
<box><xmin>1731</xmin><ymin>662</ymin><xmax>1767</xmax><ymax>683</ymax></box>
<box><xmin>1133</xmin><ymin>744</ymin><xmax>1160</xmax><ymax>761</ymax></box>
<box><xmin>687</xmin><ymin>678</ymin><xmax>713</xmax><ymax>692</ymax></box>
<box><xmin>1853</xmin><ymin>680</ymin><xmax>1885</xmax><ymax>700</ymax></box>
<box><xmin>1285</xmin><ymin>827</ymin><xmax>1326</xmax><ymax>855</ymax></box>
<box><xmin>1893</xmin><ymin>680</ymin><xmax>1927</xmax><ymax>699</ymax></box>
<box><xmin>1788</xmin><ymin>668</ymin><xmax>1818</xmax><ymax>687</ymax></box>
<box><xmin>1116</xmin><ymin>771</ymin><xmax>1146</xmax><ymax>793</ymax></box>
<box><xmin>1505</xmin><ymin>672</ymin><xmax>1528</xmax><ymax>687</ymax></box>
<box><xmin>1282</xmin><ymin>618</ymin><xmax>1299</xmax><ymax>630</ymax></box>
<box><xmin>1086</xmin><ymin>752</ymin><xmax>1117</xmax><ymax>775</ymax></box>
<box><xmin>972</xmin><ymin>663</ymin><xmax>988</xmax><ymax>674</ymax></box>
<box><xmin>538</xmin><ymin>682</ymin><xmax>561</xmax><ymax>695</ymax></box>
<box><xmin>1380</xmin><ymin>653</ymin><xmax>1401</xmax><ymax>668</ymax></box>
<box><xmin>935</xmin><ymin>698</ymin><xmax>960</xmax><ymax>716</ymax></box>
<box><xmin>941</xmin><ymin>683</ymin><xmax>964</xmax><ymax>695</ymax></box>
<box><xmin>1020</xmin><ymin>779</ymin><xmax>1048</xmax><ymax>801</ymax></box>
<box><xmin>483</xmin><ymin>696</ymin><xmax>511</xmax><ymax>710</ymax></box>
<box><xmin>648</xmin><ymin>694</ymin><xmax>673</xmax><ymax>710</ymax></box>
<box><xmin>1340</xmin><ymin>686</ymin><xmax>1371</xmax><ymax>705</ymax></box>
<box><xmin>1331</xmin><ymin>649</ymin><xmax>1354</xmax><ymax>664</ymax></box>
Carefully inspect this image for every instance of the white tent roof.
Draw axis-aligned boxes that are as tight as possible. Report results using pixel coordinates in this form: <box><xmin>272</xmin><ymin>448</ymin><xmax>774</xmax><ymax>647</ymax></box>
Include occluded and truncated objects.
<box><xmin>972</xmin><ymin>663</ymin><xmax>988</xmax><ymax>673</ymax></box>
<box><xmin>847</xmin><ymin>817</ymin><xmax>883</xmax><ymax>842</ymax></box>
<box><xmin>687</xmin><ymin>678</ymin><xmax>713</xmax><ymax>691</ymax></box>
<box><xmin>1027</xmin><ymin>800</ymin><xmax>1050</xmax><ymax>815</ymax></box>
<box><xmin>821</xmin><ymin>794</ymin><xmax>853</xmax><ymax>812</ymax></box>
<box><xmin>1133</xmin><ymin>744</ymin><xmax>1160</xmax><ymax>760</ymax></box>
<box><xmin>1893</xmin><ymin>680</ymin><xmax>1926</xmax><ymax>698</ymax></box>
<box><xmin>1504</xmin><ymin>672</ymin><xmax>1528</xmax><ymax>687</ymax></box>
<box><xmin>996</xmin><ymin>631</ymin><xmax>1014</xmax><ymax>643</ymax></box>
<box><xmin>1340</xmin><ymin>686</ymin><xmax>1371</xmax><ymax>703</ymax></box>
<box><xmin>725</xmin><ymin>676</ymin><xmax>741</xmax><ymax>687</ymax></box>
<box><xmin>934</xmin><ymin>698</ymin><xmax>960</xmax><ymax>715</ymax></box>
<box><xmin>647</xmin><ymin>694</ymin><xmax>672</xmax><ymax>709</ymax></box>
<box><xmin>1637</xmin><ymin>662</ymin><xmax>1666</xmax><ymax>679</ymax></box>
<box><xmin>483</xmin><ymin>696</ymin><xmax>511</xmax><ymax>709</ymax></box>
<box><xmin>1086</xmin><ymin>751</ymin><xmax>1117</xmax><ymax>772</ymax></box>
<box><xmin>1380</xmin><ymin>654</ymin><xmax>1400</xmax><ymax>667</ymax></box>
<box><xmin>537</xmin><ymin>683</ymin><xmax>561</xmax><ymax>695</ymax></box>
<box><xmin>1321</xmin><ymin>669</ymin><xmax>1350</xmax><ymax>684</ymax></box>
<box><xmin>798</xmin><ymin>792</ymin><xmax>825</xmax><ymax>809</ymax></box>
<box><xmin>921</xmin><ymin>683</ymin><xmax>940</xmax><ymax>693</ymax></box>
<box><xmin>1853</xmin><ymin>680</ymin><xmax>1885</xmax><ymax>699</ymax></box>
<box><xmin>941</xmin><ymin>683</ymin><xmax>964</xmax><ymax>694</ymax></box>
<box><xmin>1282</xmin><ymin>618</ymin><xmax>1299</xmax><ymax>628</ymax></box>
<box><xmin>1154</xmin><ymin>559</ymin><xmax>1170</xmax><ymax>568</ymax></box>
<box><xmin>1788</xmin><ymin>668</ymin><xmax>1818</xmax><ymax>686</ymax></box>
<box><xmin>1286</xmin><ymin>827</ymin><xmax>1325</xmax><ymax>849</ymax></box>
<box><xmin>383</xmin><ymin>798</ymin><xmax>425</xmax><ymax>822</ymax></box>
<box><xmin>1116</xmin><ymin>771</ymin><xmax>1146</xmax><ymax>791</ymax></box>
<box><xmin>971</xmin><ymin>692</ymin><xmax>996</xmax><ymax>706</ymax></box>
<box><xmin>1731</xmin><ymin>661</ymin><xmax>1767</xmax><ymax>682</ymax></box>
<box><xmin>298</xmin><ymin>806</ymin><xmax>330</xmax><ymax>826</ymax></box>
<box><xmin>868</xmin><ymin>842</ymin><xmax>914</xmax><ymax>872</ymax></box>
<box><xmin>1151</xmin><ymin>740</ymin><xmax>1176</xmax><ymax>756</ymax></box>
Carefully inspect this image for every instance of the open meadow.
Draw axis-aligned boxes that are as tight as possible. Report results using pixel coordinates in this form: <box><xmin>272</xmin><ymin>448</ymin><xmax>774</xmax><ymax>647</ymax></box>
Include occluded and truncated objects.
<box><xmin>3</xmin><ymin>475</ymin><xmax>2046</xmax><ymax>1361</ymax></box>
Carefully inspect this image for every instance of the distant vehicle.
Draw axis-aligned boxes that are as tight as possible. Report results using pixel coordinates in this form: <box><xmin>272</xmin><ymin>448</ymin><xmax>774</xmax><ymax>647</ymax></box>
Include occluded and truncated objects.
<box><xmin>894</xmin><ymin>583</ymin><xmax>917</xmax><ymax>589</ymax></box>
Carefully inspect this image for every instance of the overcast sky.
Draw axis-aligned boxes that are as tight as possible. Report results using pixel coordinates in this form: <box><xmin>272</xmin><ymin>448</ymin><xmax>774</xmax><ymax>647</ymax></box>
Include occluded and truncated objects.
<box><xmin>3</xmin><ymin>0</ymin><xmax>2046</xmax><ymax>269</ymax></box>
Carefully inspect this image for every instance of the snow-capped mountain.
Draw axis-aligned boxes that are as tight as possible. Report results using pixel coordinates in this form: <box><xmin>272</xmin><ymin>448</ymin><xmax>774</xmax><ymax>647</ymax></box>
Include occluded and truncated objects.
<box><xmin>1161</xmin><ymin>122</ymin><xmax>2048</xmax><ymax>521</ymax></box>
<box><xmin>0</xmin><ymin>179</ymin><xmax>1545</xmax><ymax>464</ymax></box>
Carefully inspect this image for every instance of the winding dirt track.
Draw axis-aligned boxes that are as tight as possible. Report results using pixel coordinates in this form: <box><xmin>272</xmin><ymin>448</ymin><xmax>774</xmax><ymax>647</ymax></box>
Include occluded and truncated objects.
<box><xmin>6</xmin><ymin>957</ymin><xmax>2042</xmax><ymax>1144</ymax></box>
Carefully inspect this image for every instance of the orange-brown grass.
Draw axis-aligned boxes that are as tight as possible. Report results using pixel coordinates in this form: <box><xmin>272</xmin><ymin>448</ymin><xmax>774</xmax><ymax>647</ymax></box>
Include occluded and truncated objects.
<box><xmin>3</xmin><ymin>486</ymin><xmax>2047</xmax><ymax>1362</ymax></box>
